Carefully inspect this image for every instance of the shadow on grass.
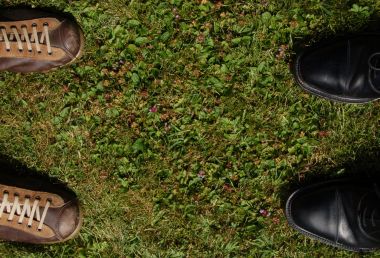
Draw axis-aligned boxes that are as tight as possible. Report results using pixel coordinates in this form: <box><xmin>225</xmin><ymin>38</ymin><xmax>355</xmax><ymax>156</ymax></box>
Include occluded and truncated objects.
<box><xmin>290</xmin><ymin>12</ymin><xmax>380</xmax><ymax>57</ymax></box>
<box><xmin>280</xmin><ymin>147</ymin><xmax>380</xmax><ymax>210</ymax></box>
<box><xmin>0</xmin><ymin>154</ymin><xmax>76</xmax><ymax>251</ymax></box>
<box><xmin>0</xmin><ymin>4</ymin><xmax>79</xmax><ymax>24</ymax></box>
<box><xmin>0</xmin><ymin>153</ymin><xmax>68</xmax><ymax>188</ymax></box>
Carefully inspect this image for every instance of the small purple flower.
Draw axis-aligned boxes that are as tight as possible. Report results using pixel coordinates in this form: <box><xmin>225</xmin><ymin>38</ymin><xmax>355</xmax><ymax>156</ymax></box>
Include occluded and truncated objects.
<box><xmin>259</xmin><ymin>209</ymin><xmax>271</xmax><ymax>217</ymax></box>
<box><xmin>197</xmin><ymin>170</ymin><xmax>206</xmax><ymax>179</ymax></box>
<box><xmin>149</xmin><ymin>105</ymin><xmax>158</xmax><ymax>113</ymax></box>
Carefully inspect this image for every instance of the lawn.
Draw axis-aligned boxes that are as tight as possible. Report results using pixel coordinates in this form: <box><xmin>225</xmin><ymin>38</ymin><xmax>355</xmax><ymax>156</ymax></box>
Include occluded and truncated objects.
<box><xmin>0</xmin><ymin>0</ymin><xmax>380</xmax><ymax>257</ymax></box>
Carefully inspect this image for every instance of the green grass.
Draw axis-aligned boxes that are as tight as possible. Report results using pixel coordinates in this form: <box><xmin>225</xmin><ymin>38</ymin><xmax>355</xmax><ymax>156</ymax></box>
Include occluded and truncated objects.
<box><xmin>0</xmin><ymin>0</ymin><xmax>380</xmax><ymax>256</ymax></box>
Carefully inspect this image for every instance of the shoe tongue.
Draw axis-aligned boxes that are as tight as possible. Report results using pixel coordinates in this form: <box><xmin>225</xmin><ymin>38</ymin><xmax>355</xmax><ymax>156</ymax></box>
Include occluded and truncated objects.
<box><xmin>369</xmin><ymin>53</ymin><xmax>380</xmax><ymax>93</ymax></box>
<box><xmin>358</xmin><ymin>191</ymin><xmax>380</xmax><ymax>241</ymax></box>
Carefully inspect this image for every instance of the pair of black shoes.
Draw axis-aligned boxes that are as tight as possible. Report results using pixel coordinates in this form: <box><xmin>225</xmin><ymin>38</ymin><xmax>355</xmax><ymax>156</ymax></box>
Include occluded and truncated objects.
<box><xmin>286</xmin><ymin>34</ymin><xmax>380</xmax><ymax>253</ymax></box>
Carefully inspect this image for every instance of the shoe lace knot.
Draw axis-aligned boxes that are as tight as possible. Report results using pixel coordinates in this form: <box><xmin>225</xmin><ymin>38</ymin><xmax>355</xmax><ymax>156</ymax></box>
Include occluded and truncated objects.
<box><xmin>0</xmin><ymin>191</ymin><xmax>51</xmax><ymax>231</ymax></box>
<box><xmin>0</xmin><ymin>22</ymin><xmax>52</xmax><ymax>55</ymax></box>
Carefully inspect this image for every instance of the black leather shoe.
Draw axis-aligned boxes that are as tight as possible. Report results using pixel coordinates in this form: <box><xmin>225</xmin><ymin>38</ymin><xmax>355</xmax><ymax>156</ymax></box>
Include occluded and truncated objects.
<box><xmin>285</xmin><ymin>178</ymin><xmax>380</xmax><ymax>252</ymax></box>
<box><xmin>293</xmin><ymin>34</ymin><xmax>380</xmax><ymax>103</ymax></box>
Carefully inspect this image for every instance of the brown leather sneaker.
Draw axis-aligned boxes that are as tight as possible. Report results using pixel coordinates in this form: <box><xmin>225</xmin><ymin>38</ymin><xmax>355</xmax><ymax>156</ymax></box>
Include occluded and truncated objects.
<box><xmin>0</xmin><ymin>8</ymin><xmax>84</xmax><ymax>73</ymax></box>
<box><xmin>0</xmin><ymin>157</ymin><xmax>82</xmax><ymax>244</ymax></box>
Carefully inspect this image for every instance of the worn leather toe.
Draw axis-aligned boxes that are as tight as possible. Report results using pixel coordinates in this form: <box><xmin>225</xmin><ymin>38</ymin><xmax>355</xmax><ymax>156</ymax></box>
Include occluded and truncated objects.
<box><xmin>52</xmin><ymin>19</ymin><xmax>83</xmax><ymax>59</ymax></box>
<box><xmin>57</xmin><ymin>200</ymin><xmax>82</xmax><ymax>239</ymax></box>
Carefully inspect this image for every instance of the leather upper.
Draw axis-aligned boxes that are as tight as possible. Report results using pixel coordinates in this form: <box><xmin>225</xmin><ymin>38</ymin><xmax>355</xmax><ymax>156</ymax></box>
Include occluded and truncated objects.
<box><xmin>294</xmin><ymin>35</ymin><xmax>380</xmax><ymax>103</ymax></box>
<box><xmin>0</xmin><ymin>8</ymin><xmax>84</xmax><ymax>73</ymax></box>
<box><xmin>0</xmin><ymin>158</ymin><xmax>82</xmax><ymax>244</ymax></box>
<box><xmin>286</xmin><ymin>179</ymin><xmax>380</xmax><ymax>252</ymax></box>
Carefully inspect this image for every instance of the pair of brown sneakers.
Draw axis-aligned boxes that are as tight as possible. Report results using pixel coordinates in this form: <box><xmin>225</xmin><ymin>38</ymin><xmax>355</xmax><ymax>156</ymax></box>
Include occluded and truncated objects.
<box><xmin>0</xmin><ymin>8</ymin><xmax>84</xmax><ymax>244</ymax></box>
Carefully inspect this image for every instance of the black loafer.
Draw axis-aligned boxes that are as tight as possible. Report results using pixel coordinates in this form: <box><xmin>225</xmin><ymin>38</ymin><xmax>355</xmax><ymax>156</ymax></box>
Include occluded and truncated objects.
<box><xmin>285</xmin><ymin>178</ymin><xmax>380</xmax><ymax>252</ymax></box>
<box><xmin>293</xmin><ymin>34</ymin><xmax>380</xmax><ymax>103</ymax></box>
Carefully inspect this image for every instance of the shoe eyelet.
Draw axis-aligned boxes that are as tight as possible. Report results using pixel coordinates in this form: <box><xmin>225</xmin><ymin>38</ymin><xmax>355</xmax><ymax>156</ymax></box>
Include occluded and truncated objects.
<box><xmin>43</xmin><ymin>22</ymin><xmax>49</xmax><ymax>26</ymax></box>
<box><xmin>28</xmin><ymin>49</ymin><xmax>32</xmax><ymax>53</ymax></box>
<box><xmin>25</xmin><ymin>194</ymin><xmax>31</xmax><ymax>199</ymax></box>
<box><xmin>6</xmin><ymin>49</ymin><xmax>10</xmax><ymax>52</ymax></box>
<box><xmin>21</xmin><ymin>25</ymin><xmax>27</xmax><ymax>29</ymax></box>
<box><xmin>14</xmin><ymin>192</ymin><xmax>19</xmax><ymax>197</ymax></box>
<box><xmin>27</xmin><ymin>225</ymin><xmax>32</xmax><ymax>228</ymax></box>
<box><xmin>35</xmin><ymin>196</ymin><xmax>41</xmax><ymax>200</ymax></box>
<box><xmin>32</xmin><ymin>23</ymin><xmax>37</xmax><ymax>27</ymax></box>
<box><xmin>3</xmin><ymin>190</ymin><xmax>9</xmax><ymax>194</ymax></box>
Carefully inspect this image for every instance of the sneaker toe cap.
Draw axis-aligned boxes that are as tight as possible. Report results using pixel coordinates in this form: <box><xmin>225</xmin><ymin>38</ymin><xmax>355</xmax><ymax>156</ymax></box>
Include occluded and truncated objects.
<box><xmin>55</xmin><ymin>19</ymin><xmax>84</xmax><ymax>59</ymax></box>
<box><xmin>58</xmin><ymin>199</ymin><xmax>82</xmax><ymax>239</ymax></box>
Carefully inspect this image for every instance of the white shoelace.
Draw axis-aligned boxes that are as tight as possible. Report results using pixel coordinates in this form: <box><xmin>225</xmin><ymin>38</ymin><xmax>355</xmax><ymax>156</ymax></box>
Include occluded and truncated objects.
<box><xmin>0</xmin><ymin>192</ymin><xmax>51</xmax><ymax>231</ymax></box>
<box><xmin>0</xmin><ymin>23</ymin><xmax>52</xmax><ymax>54</ymax></box>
